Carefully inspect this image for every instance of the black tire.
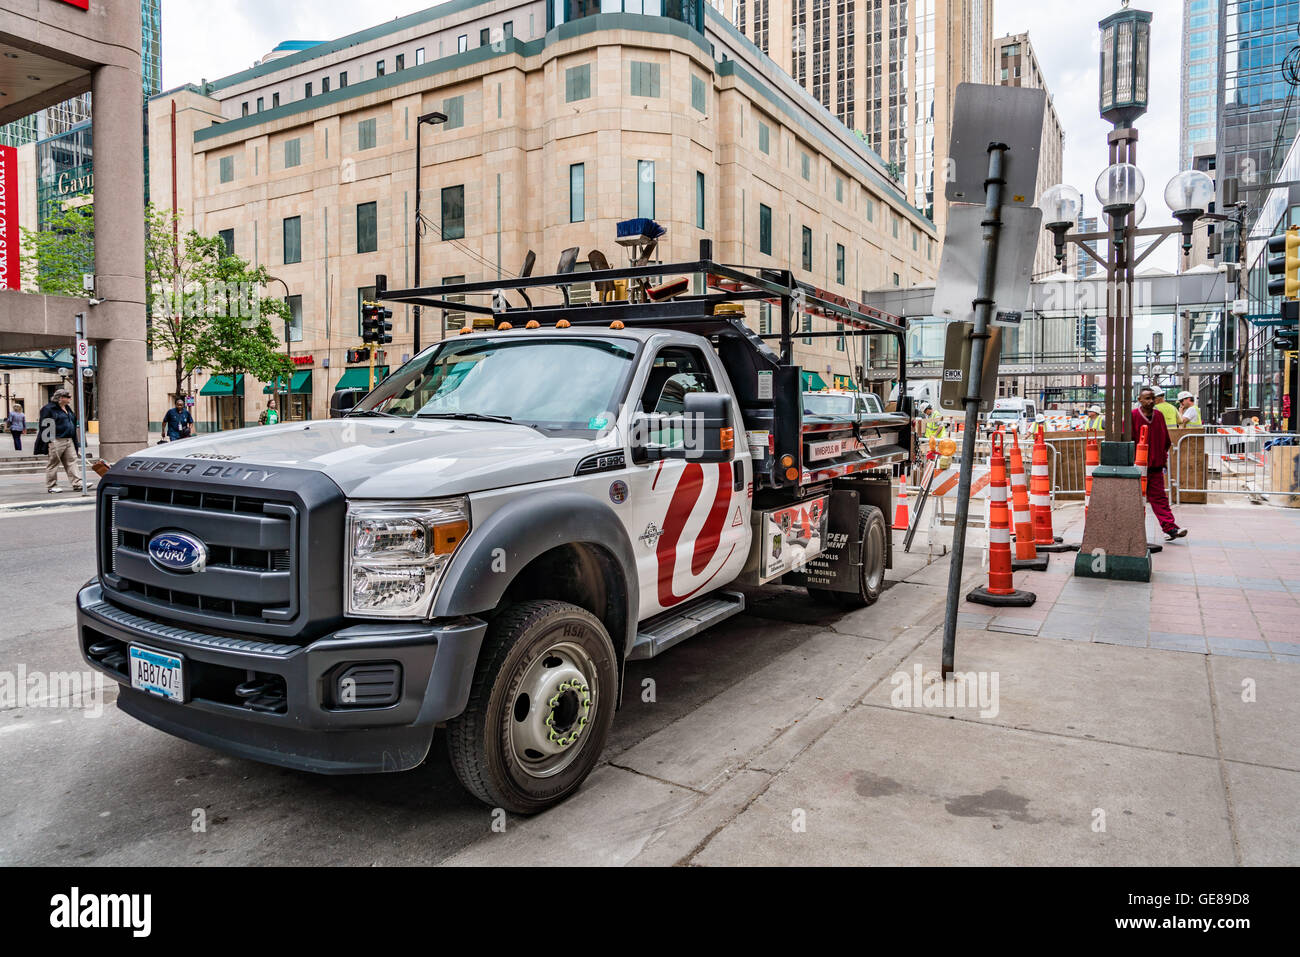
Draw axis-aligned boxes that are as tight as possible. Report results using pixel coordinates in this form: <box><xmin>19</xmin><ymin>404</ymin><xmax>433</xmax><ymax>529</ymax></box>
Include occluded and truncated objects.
<box><xmin>805</xmin><ymin>505</ymin><xmax>887</xmax><ymax>608</ymax></box>
<box><xmin>446</xmin><ymin>600</ymin><xmax>617</xmax><ymax>815</ymax></box>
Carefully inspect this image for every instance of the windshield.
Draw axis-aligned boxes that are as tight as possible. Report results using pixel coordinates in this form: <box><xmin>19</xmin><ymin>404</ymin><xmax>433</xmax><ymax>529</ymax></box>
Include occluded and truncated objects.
<box><xmin>353</xmin><ymin>336</ymin><xmax>636</xmax><ymax>432</ymax></box>
<box><xmin>803</xmin><ymin>394</ymin><xmax>856</xmax><ymax>416</ymax></box>
<box><xmin>989</xmin><ymin>410</ymin><xmax>1020</xmax><ymax>420</ymax></box>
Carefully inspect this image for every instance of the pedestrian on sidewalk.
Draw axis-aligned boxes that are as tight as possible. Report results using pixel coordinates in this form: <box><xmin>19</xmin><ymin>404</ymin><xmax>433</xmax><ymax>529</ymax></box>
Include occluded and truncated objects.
<box><xmin>5</xmin><ymin>402</ymin><xmax>24</xmax><ymax>452</ymax></box>
<box><xmin>34</xmin><ymin>389</ymin><xmax>83</xmax><ymax>494</ymax></box>
<box><xmin>258</xmin><ymin>400</ymin><xmax>280</xmax><ymax>426</ymax></box>
<box><xmin>162</xmin><ymin>397</ymin><xmax>194</xmax><ymax>442</ymax></box>
<box><xmin>1133</xmin><ymin>386</ymin><xmax>1187</xmax><ymax>541</ymax></box>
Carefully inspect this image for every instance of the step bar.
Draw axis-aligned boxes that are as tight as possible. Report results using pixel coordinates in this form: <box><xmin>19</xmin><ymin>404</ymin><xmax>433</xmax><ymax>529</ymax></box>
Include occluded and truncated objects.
<box><xmin>628</xmin><ymin>590</ymin><xmax>746</xmax><ymax>661</ymax></box>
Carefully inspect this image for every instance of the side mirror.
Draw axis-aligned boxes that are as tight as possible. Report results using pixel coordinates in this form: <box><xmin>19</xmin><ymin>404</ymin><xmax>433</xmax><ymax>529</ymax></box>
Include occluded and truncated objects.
<box><xmin>631</xmin><ymin>392</ymin><xmax>735</xmax><ymax>464</ymax></box>
<box><xmin>330</xmin><ymin>388</ymin><xmax>362</xmax><ymax>418</ymax></box>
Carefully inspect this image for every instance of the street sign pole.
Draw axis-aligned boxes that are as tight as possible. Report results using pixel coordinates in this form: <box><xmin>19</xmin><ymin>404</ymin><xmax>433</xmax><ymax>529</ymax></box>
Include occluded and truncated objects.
<box><xmin>941</xmin><ymin>144</ymin><xmax>1008</xmax><ymax>679</ymax></box>
<box><xmin>74</xmin><ymin>313</ymin><xmax>88</xmax><ymax>496</ymax></box>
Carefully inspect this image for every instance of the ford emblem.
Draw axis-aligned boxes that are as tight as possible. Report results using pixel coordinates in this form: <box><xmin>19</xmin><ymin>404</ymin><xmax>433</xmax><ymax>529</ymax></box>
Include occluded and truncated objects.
<box><xmin>147</xmin><ymin>532</ymin><xmax>208</xmax><ymax>574</ymax></box>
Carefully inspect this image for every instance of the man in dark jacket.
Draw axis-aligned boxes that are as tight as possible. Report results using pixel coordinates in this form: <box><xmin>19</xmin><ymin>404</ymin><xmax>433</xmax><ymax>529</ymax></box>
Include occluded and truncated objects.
<box><xmin>162</xmin><ymin>397</ymin><xmax>194</xmax><ymax>442</ymax></box>
<box><xmin>34</xmin><ymin>388</ymin><xmax>82</xmax><ymax>493</ymax></box>
<box><xmin>1132</xmin><ymin>386</ymin><xmax>1186</xmax><ymax>541</ymax></box>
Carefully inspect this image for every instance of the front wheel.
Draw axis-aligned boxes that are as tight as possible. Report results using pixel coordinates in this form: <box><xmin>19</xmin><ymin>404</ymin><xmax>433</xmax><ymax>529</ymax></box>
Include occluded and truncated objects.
<box><xmin>446</xmin><ymin>600</ymin><xmax>617</xmax><ymax>815</ymax></box>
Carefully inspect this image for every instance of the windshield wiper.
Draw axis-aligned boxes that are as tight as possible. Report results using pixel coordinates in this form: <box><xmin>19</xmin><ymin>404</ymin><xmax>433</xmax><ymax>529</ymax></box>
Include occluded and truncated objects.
<box><xmin>417</xmin><ymin>412</ymin><xmax>542</xmax><ymax>432</ymax></box>
<box><xmin>348</xmin><ymin>408</ymin><xmax>402</xmax><ymax>418</ymax></box>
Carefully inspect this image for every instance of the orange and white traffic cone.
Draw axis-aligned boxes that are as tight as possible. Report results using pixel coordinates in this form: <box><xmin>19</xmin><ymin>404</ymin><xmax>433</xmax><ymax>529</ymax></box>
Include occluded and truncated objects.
<box><xmin>893</xmin><ymin>480</ymin><xmax>910</xmax><ymax>531</ymax></box>
<box><xmin>1084</xmin><ymin>430</ymin><xmax>1100</xmax><ymax>514</ymax></box>
<box><xmin>968</xmin><ymin>432</ymin><xmax>1036</xmax><ymax>607</ymax></box>
<box><xmin>1009</xmin><ymin>433</ymin><xmax>1048</xmax><ymax>571</ymax></box>
<box><xmin>1029</xmin><ymin>429</ymin><xmax>1074</xmax><ymax>552</ymax></box>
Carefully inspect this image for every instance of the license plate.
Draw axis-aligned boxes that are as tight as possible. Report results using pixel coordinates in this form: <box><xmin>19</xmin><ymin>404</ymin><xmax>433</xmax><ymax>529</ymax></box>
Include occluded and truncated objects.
<box><xmin>129</xmin><ymin>646</ymin><xmax>185</xmax><ymax>702</ymax></box>
<box><xmin>808</xmin><ymin>439</ymin><xmax>843</xmax><ymax>460</ymax></box>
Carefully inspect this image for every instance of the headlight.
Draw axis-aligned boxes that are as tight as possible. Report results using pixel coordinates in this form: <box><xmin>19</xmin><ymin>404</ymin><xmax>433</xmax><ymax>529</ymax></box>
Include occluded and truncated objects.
<box><xmin>346</xmin><ymin>499</ymin><xmax>470</xmax><ymax>618</ymax></box>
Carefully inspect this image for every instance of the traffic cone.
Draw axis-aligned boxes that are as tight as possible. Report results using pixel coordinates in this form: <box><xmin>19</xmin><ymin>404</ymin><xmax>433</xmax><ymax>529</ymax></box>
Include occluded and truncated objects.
<box><xmin>1008</xmin><ymin>433</ymin><xmax>1048</xmax><ymax>571</ymax></box>
<box><xmin>1084</xmin><ymin>430</ymin><xmax>1100</xmax><ymax>514</ymax></box>
<box><xmin>1030</xmin><ymin>429</ymin><xmax>1077</xmax><ymax>552</ymax></box>
<box><xmin>1135</xmin><ymin>424</ymin><xmax>1149</xmax><ymax>498</ymax></box>
<box><xmin>968</xmin><ymin>432</ymin><xmax>1036</xmax><ymax>607</ymax></box>
<box><xmin>892</xmin><ymin>480</ymin><xmax>910</xmax><ymax>531</ymax></box>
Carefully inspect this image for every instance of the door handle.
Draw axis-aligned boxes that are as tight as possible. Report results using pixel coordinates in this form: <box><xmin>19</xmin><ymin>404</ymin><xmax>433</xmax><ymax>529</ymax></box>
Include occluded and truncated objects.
<box><xmin>733</xmin><ymin>459</ymin><xmax>744</xmax><ymax>491</ymax></box>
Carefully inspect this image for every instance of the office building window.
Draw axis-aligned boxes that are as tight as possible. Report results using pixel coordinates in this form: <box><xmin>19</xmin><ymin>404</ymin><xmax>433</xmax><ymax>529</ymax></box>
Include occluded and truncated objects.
<box><xmin>218</xmin><ymin>229</ymin><xmax>234</xmax><ymax>256</ymax></box>
<box><xmin>442</xmin><ymin>185</ymin><xmax>465</xmax><ymax>240</ymax></box>
<box><xmin>892</xmin><ymin>215</ymin><xmax>899</xmax><ymax>239</ymax></box>
<box><xmin>272</xmin><ymin>92</ymin><xmax>280</xmax><ymax>108</ymax></box>
<box><xmin>801</xmin><ymin>227</ymin><xmax>813</xmax><ymax>271</ymax></box>
<box><xmin>287</xmin><ymin>295</ymin><xmax>303</xmax><ymax>342</ymax></box>
<box><xmin>376</xmin><ymin>60</ymin><xmax>386</xmax><ymax>77</ymax></box>
<box><xmin>758</xmin><ymin>121</ymin><xmax>770</xmax><ymax>154</ymax></box>
<box><xmin>801</xmin><ymin>152</ymin><xmax>810</xmax><ymax>180</ymax></box>
<box><xmin>836</xmin><ymin>243</ymin><xmax>845</xmax><ymax>284</ymax></box>
<box><xmin>637</xmin><ymin>160</ymin><xmax>655</xmax><ymax>219</ymax></box>
<box><xmin>324</xmin><ymin>76</ymin><xmax>333</xmax><ymax>94</ymax></box>
<box><xmin>912</xmin><ymin>230</ymin><xmax>918</xmax><ymax>251</ymax></box>
<box><xmin>570</xmin><ymin>163</ymin><xmax>585</xmax><ymax>223</ymax></box>
<box><xmin>357</xmin><ymin>202</ymin><xmax>378</xmax><ymax>254</ymax></box>
<box><xmin>866</xmin><ymin>197</ymin><xmax>874</xmax><ymax>222</ymax></box>
<box><xmin>358</xmin><ymin>117</ymin><xmax>377</xmax><ymax>150</ymax></box>
<box><xmin>283</xmin><ymin>216</ymin><xmax>302</xmax><ymax>264</ymax></box>
<box><xmin>630</xmin><ymin>61</ymin><xmax>661</xmax><ymax>97</ymax></box>
<box><xmin>480</xmin><ymin>27</ymin><xmax>490</xmax><ymax>46</ymax></box>
<box><xmin>457</xmin><ymin>35</ymin><xmax>468</xmax><ymax>53</ymax></box>
<box><xmin>415</xmin><ymin>48</ymin><xmax>425</xmax><ymax>65</ymax></box>
<box><xmin>503</xmin><ymin>21</ymin><xmax>513</xmax><ymax>39</ymax></box>
<box><xmin>395</xmin><ymin>54</ymin><xmax>405</xmax><ymax>71</ymax></box>
<box><xmin>339</xmin><ymin>71</ymin><xmax>348</xmax><ymax>88</ymax></box>
<box><xmin>691</xmin><ymin>74</ymin><xmax>707</xmax><ymax>113</ymax></box>
<box><xmin>696</xmin><ymin>171</ymin><xmax>705</xmax><ymax>229</ymax></box>
<box><xmin>566</xmin><ymin>63</ymin><xmax>591</xmax><ymax>102</ymax></box>
<box><xmin>759</xmin><ymin>203</ymin><xmax>772</xmax><ymax>255</ymax></box>
<box><xmin>892</xmin><ymin>272</ymin><xmax>900</xmax><ymax>286</ymax></box>
<box><xmin>241</xmin><ymin>102</ymin><xmax>249</xmax><ymax>117</ymax></box>
<box><xmin>256</xmin><ymin>96</ymin><xmax>264</xmax><ymax>112</ymax></box>
<box><xmin>219</xmin><ymin>156</ymin><xmax>234</xmax><ymax>183</ymax></box>
<box><xmin>443</xmin><ymin>95</ymin><xmax>464</xmax><ymax>130</ymax></box>
<box><xmin>284</xmin><ymin>137</ymin><xmax>301</xmax><ymax>168</ymax></box>
<box><xmin>304</xmin><ymin>81</ymin><xmax>312</xmax><ymax>98</ymax></box>
<box><xmin>836</xmin><ymin>177</ymin><xmax>843</xmax><ymax>202</ymax></box>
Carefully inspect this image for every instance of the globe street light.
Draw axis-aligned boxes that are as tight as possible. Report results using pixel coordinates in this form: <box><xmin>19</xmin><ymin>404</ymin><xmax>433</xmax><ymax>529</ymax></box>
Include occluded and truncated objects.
<box><xmin>1164</xmin><ymin>169</ymin><xmax>1216</xmax><ymax>256</ymax></box>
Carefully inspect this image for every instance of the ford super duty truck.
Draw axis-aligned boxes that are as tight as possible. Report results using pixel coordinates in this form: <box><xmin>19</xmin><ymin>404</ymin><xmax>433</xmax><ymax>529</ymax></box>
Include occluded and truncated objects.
<box><xmin>77</xmin><ymin>242</ymin><xmax>912</xmax><ymax>813</ymax></box>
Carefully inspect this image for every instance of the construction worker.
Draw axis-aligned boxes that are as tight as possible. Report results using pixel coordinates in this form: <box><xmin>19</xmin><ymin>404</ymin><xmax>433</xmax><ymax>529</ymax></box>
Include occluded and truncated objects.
<box><xmin>1084</xmin><ymin>405</ymin><xmax>1104</xmax><ymax>431</ymax></box>
<box><xmin>1176</xmin><ymin>391</ymin><xmax>1201</xmax><ymax>428</ymax></box>
<box><xmin>1029</xmin><ymin>412</ymin><xmax>1047</xmax><ymax>436</ymax></box>
<box><xmin>1152</xmin><ymin>387</ymin><xmax>1179</xmax><ymax>429</ymax></box>
<box><xmin>920</xmin><ymin>404</ymin><xmax>947</xmax><ymax>442</ymax></box>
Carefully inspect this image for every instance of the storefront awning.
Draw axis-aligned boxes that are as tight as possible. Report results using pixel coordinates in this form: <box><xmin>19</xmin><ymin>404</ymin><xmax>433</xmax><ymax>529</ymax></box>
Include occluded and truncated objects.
<box><xmin>199</xmin><ymin>374</ymin><xmax>244</xmax><ymax>396</ymax></box>
<box><xmin>262</xmin><ymin>370</ymin><xmax>312</xmax><ymax>394</ymax></box>
<box><xmin>335</xmin><ymin>367</ymin><xmax>388</xmax><ymax>391</ymax></box>
<box><xmin>801</xmin><ymin>371</ymin><xmax>828</xmax><ymax>391</ymax></box>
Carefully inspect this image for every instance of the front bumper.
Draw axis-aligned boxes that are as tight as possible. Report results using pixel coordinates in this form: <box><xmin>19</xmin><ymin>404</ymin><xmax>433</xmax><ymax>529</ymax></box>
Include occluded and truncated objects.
<box><xmin>76</xmin><ymin>580</ymin><xmax>487</xmax><ymax>774</ymax></box>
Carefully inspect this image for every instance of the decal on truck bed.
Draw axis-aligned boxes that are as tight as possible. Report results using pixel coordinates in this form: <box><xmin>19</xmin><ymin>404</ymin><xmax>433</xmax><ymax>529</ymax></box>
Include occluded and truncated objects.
<box><xmin>656</xmin><ymin>462</ymin><xmax>736</xmax><ymax>607</ymax></box>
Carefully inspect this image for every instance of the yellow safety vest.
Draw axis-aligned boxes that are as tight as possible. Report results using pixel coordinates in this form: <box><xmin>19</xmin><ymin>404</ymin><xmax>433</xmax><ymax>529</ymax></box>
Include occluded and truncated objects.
<box><xmin>1085</xmin><ymin>414</ymin><xmax>1103</xmax><ymax>431</ymax></box>
<box><xmin>923</xmin><ymin>417</ymin><xmax>946</xmax><ymax>439</ymax></box>
<box><xmin>1182</xmin><ymin>406</ymin><xmax>1202</xmax><ymax>427</ymax></box>
<box><xmin>1155</xmin><ymin>401</ymin><xmax>1179</xmax><ymax>428</ymax></box>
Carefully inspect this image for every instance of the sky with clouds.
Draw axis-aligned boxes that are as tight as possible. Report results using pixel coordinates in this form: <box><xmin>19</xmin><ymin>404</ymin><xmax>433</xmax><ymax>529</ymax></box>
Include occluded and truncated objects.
<box><xmin>161</xmin><ymin>0</ymin><xmax>1188</xmax><ymax>271</ymax></box>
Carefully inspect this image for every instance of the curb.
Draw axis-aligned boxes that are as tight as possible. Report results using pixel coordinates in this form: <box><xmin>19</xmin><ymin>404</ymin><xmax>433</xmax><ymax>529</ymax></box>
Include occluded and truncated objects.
<box><xmin>0</xmin><ymin>494</ymin><xmax>97</xmax><ymax>512</ymax></box>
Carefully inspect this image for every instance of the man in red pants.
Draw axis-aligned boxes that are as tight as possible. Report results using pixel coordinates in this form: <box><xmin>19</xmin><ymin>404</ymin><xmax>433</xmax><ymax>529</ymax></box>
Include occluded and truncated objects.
<box><xmin>1133</xmin><ymin>386</ymin><xmax>1188</xmax><ymax>541</ymax></box>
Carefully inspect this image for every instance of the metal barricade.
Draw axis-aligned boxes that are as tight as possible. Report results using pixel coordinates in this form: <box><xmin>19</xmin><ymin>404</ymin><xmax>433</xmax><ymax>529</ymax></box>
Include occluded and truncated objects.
<box><xmin>1172</xmin><ymin>428</ymin><xmax>1299</xmax><ymax>505</ymax></box>
<box><xmin>1043</xmin><ymin>435</ymin><xmax>1091</xmax><ymax>498</ymax></box>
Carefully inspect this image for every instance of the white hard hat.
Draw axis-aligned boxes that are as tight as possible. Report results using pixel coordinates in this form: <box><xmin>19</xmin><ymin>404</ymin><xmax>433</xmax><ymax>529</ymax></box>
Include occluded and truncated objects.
<box><xmin>1177</xmin><ymin>391</ymin><xmax>1194</xmax><ymax>402</ymax></box>
<box><xmin>1034</xmin><ymin>413</ymin><xmax>1045</xmax><ymax>422</ymax></box>
<box><xmin>1153</xmin><ymin>386</ymin><xmax>1166</xmax><ymax>396</ymax></box>
<box><xmin>1087</xmin><ymin>405</ymin><xmax>1102</xmax><ymax>414</ymax></box>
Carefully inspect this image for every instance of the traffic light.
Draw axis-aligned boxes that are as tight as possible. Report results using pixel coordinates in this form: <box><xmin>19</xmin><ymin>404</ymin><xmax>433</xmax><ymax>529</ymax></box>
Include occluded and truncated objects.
<box><xmin>1274</xmin><ymin>300</ymin><xmax>1300</xmax><ymax>350</ymax></box>
<box><xmin>360</xmin><ymin>301</ymin><xmax>393</xmax><ymax>345</ymax></box>
<box><xmin>1266</xmin><ymin>226</ymin><xmax>1300</xmax><ymax>299</ymax></box>
<box><xmin>347</xmin><ymin>347</ymin><xmax>371</xmax><ymax>364</ymax></box>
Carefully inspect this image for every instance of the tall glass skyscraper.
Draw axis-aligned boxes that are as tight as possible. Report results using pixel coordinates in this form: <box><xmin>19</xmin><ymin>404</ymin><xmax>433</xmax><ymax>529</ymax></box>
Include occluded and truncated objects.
<box><xmin>1180</xmin><ymin>0</ymin><xmax>1218</xmax><ymax>172</ymax></box>
<box><xmin>1218</xmin><ymin>0</ymin><xmax>1300</xmax><ymax>200</ymax></box>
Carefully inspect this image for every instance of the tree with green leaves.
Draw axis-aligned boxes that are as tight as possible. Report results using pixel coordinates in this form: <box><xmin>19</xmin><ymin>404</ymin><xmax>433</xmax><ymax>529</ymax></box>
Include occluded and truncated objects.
<box><xmin>19</xmin><ymin>202</ymin><xmax>95</xmax><ymax>297</ymax></box>
<box><xmin>145</xmin><ymin>204</ymin><xmax>229</xmax><ymax>401</ymax></box>
<box><xmin>192</xmin><ymin>252</ymin><xmax>294</xmax><ymax>428</ymax></box>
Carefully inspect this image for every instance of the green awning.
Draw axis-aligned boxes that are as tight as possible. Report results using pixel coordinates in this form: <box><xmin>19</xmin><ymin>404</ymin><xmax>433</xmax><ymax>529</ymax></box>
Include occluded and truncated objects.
<box><xmin>801</xmin><ymin>371</ymin><xmax>828</xmax><ymax>391</ymax></box>
<box><xmin>335</xmin><ymin>366</ymin><xmax>388</xmax><ymax>391</ymax></box>
<box><xmin>199</xmin><ymin>374</ymin><xmax>244</xmax><ymax>396</ymax></box>
<box><xmin>263</xmin><ymin>370</ymin><xmax>312</xmax><ymax>394</ymax></box>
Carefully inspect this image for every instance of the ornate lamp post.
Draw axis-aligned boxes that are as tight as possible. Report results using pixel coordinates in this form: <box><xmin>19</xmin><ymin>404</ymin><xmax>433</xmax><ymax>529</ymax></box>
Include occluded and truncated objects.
<box><xmin>1039</xmin><ymin>2</ymin><xmax>1213</xmax><ymax>444</ymax></box>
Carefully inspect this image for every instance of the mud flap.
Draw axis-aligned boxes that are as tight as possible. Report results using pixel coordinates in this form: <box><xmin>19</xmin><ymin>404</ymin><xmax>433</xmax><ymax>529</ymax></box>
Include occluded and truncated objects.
<box><xmin>783</xmin><ymin>488</ymin><xmax>862</xmax><ymax>593</ymax></box>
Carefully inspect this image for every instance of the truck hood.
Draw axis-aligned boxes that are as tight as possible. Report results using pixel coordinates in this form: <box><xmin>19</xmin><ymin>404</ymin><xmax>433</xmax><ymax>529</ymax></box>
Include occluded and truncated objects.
<box><xmin>127</xmin><ymin>418</ymin><xmax>606</xmax><ymax>498</ymax></box>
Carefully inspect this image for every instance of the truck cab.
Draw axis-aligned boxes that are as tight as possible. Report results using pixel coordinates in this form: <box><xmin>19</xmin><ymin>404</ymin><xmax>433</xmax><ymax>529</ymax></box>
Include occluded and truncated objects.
<box><xmin>76</xmin><ymin>244</ymin><xmax>911</xmax><ymax>814</ymax></box>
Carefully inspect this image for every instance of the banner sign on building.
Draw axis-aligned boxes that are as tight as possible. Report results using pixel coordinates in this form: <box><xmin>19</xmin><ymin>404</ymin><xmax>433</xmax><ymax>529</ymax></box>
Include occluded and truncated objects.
<box><xmin>0</xmin><ymin>145</ymin><xmax>18</xmax><ymax>291</ymax></box>
<box><xmin>57</xmin><ymin>0</ymin><xmax>91</xmax><ymax>10</ymax></box>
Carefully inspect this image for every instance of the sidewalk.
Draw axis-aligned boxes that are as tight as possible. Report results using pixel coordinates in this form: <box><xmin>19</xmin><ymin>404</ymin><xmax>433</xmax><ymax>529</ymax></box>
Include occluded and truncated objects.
<box><xmin>440</xmin><ymin>500</ymin><xmax>1300</xmax><ymax>866</ymax></box>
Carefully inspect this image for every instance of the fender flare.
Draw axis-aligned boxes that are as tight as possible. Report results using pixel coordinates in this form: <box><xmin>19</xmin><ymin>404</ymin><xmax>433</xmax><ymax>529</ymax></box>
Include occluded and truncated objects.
<box><xmin>430</xmin><ymin>492</ymin><xmax>640</xmax><ymax>659</ymax></box>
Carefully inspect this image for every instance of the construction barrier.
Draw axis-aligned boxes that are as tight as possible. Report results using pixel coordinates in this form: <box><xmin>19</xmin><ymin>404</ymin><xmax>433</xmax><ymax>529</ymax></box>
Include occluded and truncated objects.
<box><xmin>1172</xmin><ymin>430</ymin><xmax>1300</xmax><ymax>506</ymax></box>
<box><xmin>967</xmin><ymin>433</ymin><xmax>1035</xmax><ymax>607</ymax></box>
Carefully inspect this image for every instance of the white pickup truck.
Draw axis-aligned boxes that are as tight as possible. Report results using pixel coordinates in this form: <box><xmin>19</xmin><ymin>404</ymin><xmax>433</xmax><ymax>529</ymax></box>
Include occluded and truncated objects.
<box><xmin>77</xmin><ymin>247</ymin><xmax>912</xmax><ymax>813</ymax></box>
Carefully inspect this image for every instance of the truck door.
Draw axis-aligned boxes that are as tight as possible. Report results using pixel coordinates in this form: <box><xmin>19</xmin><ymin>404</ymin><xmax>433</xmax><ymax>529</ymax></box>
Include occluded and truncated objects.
<box><xmin>625</xmin><ymin>343</ymin><xmax>752</xmax><ymax>618</ymax></box>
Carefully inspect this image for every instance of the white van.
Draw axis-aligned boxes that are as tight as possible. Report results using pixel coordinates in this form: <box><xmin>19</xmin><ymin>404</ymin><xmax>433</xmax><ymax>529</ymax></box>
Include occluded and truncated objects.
<box><xmin>988</xmin><ymin>397</ymin><xmax>1037</xmax><ymax>433</ymax></box>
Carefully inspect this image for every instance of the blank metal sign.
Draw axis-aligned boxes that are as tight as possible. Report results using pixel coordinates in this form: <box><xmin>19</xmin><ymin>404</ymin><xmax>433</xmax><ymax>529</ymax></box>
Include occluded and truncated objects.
<box><xmin>944</xmin><ymin>83</ymin><xmax>1047</xmax><ymax>207</ymax></box>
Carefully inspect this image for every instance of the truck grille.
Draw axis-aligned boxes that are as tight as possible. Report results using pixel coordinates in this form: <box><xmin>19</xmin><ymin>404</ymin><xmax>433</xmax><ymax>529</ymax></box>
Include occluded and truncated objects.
<box><xmin>102</xmin><ymin>483</ymin><xmax>299</xmax><ymax>627</ymax></box>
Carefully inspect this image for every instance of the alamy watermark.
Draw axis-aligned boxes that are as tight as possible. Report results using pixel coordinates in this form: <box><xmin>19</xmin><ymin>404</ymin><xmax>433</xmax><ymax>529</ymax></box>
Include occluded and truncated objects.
<box><xmin>0</xmin><ymin>666</ymin><xmax>105</xmax><ymax>717</ymax></box>
<box><xmin>890</xmin><ymin>663</ymin><xmax>1000</xmax><ymax>718</ymax></box>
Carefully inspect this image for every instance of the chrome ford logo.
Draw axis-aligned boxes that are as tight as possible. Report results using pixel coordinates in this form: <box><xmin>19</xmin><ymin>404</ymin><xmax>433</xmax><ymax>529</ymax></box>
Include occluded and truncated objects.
<box><xmin>147</xmin><ymin>532</ymin><xmax>208</xmax><ymax>573</ymax></box>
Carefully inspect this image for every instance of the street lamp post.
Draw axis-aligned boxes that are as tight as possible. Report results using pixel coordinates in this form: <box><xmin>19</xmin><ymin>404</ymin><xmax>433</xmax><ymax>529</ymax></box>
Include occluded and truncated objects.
<box><xmin>1040</xmin><ymin>2</ymin><xmax>1213</xmax><ymax>444</ymax></box>
<box><xmin>413</xmin><ymin>111</ymin><xmax>448</xmax><ymax>356</ymax></box>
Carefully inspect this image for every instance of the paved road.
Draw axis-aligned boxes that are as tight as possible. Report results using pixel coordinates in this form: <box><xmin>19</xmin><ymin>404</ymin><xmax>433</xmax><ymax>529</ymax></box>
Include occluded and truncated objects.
<box><xmin>0</xmin><ymin>505</ymin><xmax>928</xmax><ymax>866</ymax></box>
